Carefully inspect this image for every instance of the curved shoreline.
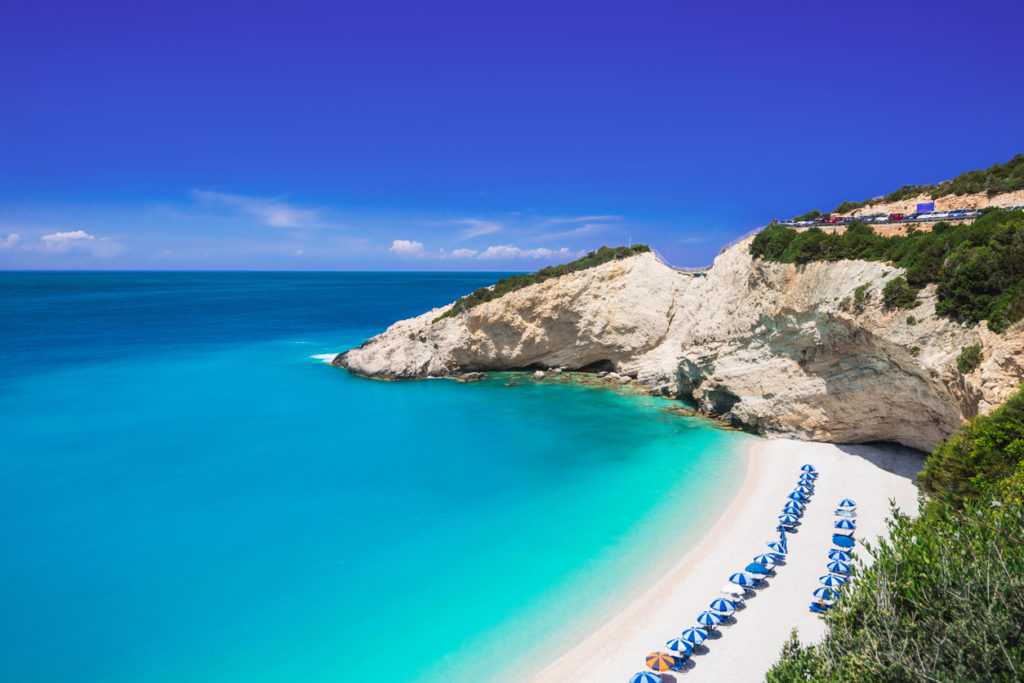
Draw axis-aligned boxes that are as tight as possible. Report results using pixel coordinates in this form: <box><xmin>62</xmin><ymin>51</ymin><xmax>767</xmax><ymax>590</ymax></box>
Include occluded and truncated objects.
<box><xmin>531</xmin><ymin>438</ymin><xmax>924</xmax><ymax>682</ymax></box>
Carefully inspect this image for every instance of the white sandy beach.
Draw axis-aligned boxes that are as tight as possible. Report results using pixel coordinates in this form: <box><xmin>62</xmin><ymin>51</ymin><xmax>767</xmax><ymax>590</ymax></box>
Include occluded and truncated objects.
<box><xmin>531</xmin><ymin>438</ymin><xmax>924</xmax><ymax>683</ymax></box>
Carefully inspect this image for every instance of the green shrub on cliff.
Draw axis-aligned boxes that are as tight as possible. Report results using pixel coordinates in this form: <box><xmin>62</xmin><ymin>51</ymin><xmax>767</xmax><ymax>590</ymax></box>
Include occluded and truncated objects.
<box><xmin>767</xmin><ymin>387</ymin><xmax>1024</xmax><ymax>682</ymax></box>
<box><xmin>434</xmin><ymin>244</ymin><xmax>651</xmax><ymax>320</ymax></box>
<box><xmin>881</xmin><ymin>276</ymin><xmax>921</xmax><ymax>309</ymax></box>
<box><xmin>956</xmin><ymin>344</ymin><xmax>983</xmax><ymax>375</ymax></box>
<box><xmin>750</xmin><ymin>209</ymin><xmax>1024</xmax><ymax>332</ymax></box>
<box><xmin>819</xmin><ymin>154</ymin><xmax>1024</xmax><ymax>216</ymax></box>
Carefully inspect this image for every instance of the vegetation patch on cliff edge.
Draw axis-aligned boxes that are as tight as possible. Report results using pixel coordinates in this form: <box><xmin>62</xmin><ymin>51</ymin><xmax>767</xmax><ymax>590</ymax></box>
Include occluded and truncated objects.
<box><xmin>819</xmin><ymin>154</ymin><xmax>1024</xmax><ymax>215</ymax></box>
<box><xmin>434</xmin><ymin>244</ymin><xmax>651</xmax><ymax>321</ymax></box>
<box><xmin>750</xmin><ymin>209</ymin><xmax>1024</xmax><ymax>332</ymax></box>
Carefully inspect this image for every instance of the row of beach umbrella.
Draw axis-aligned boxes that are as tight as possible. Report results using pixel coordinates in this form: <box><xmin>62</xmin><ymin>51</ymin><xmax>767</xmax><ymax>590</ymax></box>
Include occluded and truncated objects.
<box><xmin>810</xmin><ymin>498</ymin><xmax>858</xmax><ymax>612</ymax></box>
<box><xmin>631</xmin><ymin>464</ymin><xmax>820</xmax><ymax>680</ymax></box>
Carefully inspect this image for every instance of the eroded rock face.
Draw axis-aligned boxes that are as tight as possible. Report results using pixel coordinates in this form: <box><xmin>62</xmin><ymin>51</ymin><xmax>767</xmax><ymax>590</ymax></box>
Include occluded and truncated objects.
<box><xmin>335</xmin><ymin>244</ymin><xmax>1024</xmax><ymax>451</ymax></box>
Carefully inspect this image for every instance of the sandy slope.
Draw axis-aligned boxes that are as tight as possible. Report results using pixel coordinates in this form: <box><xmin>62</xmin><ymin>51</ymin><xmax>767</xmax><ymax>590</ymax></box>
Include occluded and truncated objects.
<box><xmin>530</xmin><ymin>439</ymin><xmax>924</xmax><ymax>682</ymax></box>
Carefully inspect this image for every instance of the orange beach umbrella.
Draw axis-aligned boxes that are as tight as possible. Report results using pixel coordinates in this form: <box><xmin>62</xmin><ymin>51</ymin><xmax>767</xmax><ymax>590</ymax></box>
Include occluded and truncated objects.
<box><xmin>645</xmin><ymin>651</ymin><xmax>676</xmax><ymax>671</ymax></box>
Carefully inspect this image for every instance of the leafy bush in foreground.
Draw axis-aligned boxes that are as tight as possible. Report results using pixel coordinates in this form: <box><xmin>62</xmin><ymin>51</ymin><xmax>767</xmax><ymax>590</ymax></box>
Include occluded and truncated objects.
<box><xmin>767</xmin><ymin>387</ymin><xmax>1024</xmax><ymax>682</ymax></box>
<box><xmin>750</xmin><ymin>210</ymin><xmax>1024</xmax><ymax>331</ymax></box>
<box><xmin>434</xmin><ymin>245</ymin><xmax>651</xmax><ymax>320</ymax></box>
<box><xmin>918</xmin><ymin>387</ymin><xmax>1024</xmax><ymax>512</ymax></box>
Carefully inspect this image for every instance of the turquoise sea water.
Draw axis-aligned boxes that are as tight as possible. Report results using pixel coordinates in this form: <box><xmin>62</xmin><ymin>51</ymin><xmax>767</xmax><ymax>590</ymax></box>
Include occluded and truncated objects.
<box><xmin>0</xmin><ymin>272</ymin><xmax>750</xmax><ymax>682</ymax></box>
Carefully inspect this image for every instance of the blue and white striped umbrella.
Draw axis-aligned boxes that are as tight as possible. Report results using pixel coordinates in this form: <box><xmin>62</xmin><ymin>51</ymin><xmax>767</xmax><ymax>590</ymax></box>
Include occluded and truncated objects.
<box><xmin>782</xmin><ymin>503</ymin><xmax>803</xmax><ymax>515</ymax></box>
<box><xmin>631</xmin><ymin>672</ymin><xmax>663</xmax><ymax>683</ymax></box>
<box><xmin>778</xmin><ymin>514</ymin><xmax>800</xmax><ymax>525</ymax></box>
<box><xmin>799</xmin><ymin>472</ymin><xmax>816</xmax><ymax>480</ymax></box>
<box><xmin>819</xmin><ymin>574</ymin><xmax>848</xmax><ymax>587</ymax></box>
<box><xmin>696</xmin><ymin>610</ymin><xmax>724</xmax><ymax>626</ymax></box>
<box><xmin>828</xmin><ymin>549</ymin><xmax>852</xmax><ymax>562</ymax></box>
<box><xmin>665</xmin><ymin>637</ymin><xmax>692</xmax><ymax>654</ymax></box>
<box><xmin>765</xmin><ymin>541</ymin><xmax>787</xmax><ymax>555</ymax></box>
<box><xmin>834</xmin><ymin>519</ymin><xmax>856</xmax><ymax>530</ymax></box>
<box><xmin>729</xmin><ymin>572</ymin><xmax>756</xmax><ymax>586</ymax></box>
<box><xmin>788</xmin><ymin>492</ymin><xmax>809</xmax><ymax>502</ymax></box>
<box><xmin>801</xmin><ymin>464</ymin><xmax>817</xmax><ymax>472</ymax></box>
<box><xmin>813</xmin><ymin>587</ymin><xmax>838</xmax><ymax>601</ymax></box>
<box><xmin>680</xmin><ymin>627</ymin><xmax>708</xmax><ymax>645</ymax></box>
<box><xmin>752</xmin><ymin>553</ymin><xmax>775</xmax><ymax>566</ymax></box>
<box><xmin>838</xmin><ymin>498</ymin><xmax>856</xmax><ymax>508</ymax></box>
<box><xmin>785</xmin><ymin>499</ymin><xmax>805</xmax><ymax>509</ymax></box>
<box><xmin>709</xmin><ymin>598</ymin><xmax>736</xmax><ymax>613</ymax></box>
<box><xmin>827</xmin><ymin>560</ymin><xmax>851</xmax><ymax>574</ymax></box>
<box><xmin>796</xmin><ymin>485</ymin><xmax>814</xmax><ymax>495</ymax></box>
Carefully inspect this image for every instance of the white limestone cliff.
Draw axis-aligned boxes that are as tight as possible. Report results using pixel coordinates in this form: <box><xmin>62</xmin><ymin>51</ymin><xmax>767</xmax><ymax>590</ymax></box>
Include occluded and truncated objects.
<box><xmin>334</xmin><ymin>242</ymin><xmax>1024</xmax><ymax>451</ymax></box>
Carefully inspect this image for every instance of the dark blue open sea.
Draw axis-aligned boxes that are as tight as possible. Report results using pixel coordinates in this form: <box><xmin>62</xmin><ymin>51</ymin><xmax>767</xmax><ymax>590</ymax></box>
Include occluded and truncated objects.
<box><xmin>0</xmin><ymin>272</ymin><xmax>749</xmax><ymax>681</ymax></box>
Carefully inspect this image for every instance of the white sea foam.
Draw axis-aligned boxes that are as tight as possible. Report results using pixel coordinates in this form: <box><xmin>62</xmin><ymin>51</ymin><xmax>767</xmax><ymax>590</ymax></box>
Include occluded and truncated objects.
<box><xmin>311</xmin><ymin>353</ymin><xmax>339</xmax><ymax>364</ymax></box>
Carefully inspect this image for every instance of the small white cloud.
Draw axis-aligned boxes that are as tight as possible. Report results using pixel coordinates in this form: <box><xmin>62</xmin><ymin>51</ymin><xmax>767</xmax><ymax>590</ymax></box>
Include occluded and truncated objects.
<box><xmin>38</xmin><ymin>230</ymin><xmax>120</xmax><ymax>257</ymax></box>
<box><xmin>41</xmin><ymin>230</ymin><xmax>94</xmax><ymax>252</ymax></box>
<box><xmin>0</xmin><ymin>233</ymin><xmax>21</xmax><ymax>250</ymax></box>
<box><xmin>296</xmin><ymin>249</ymin><xmax>303</xmax><ymax>255</ymax></box>
<box><xmin>192</xmin><ymin>189</ymin><xmax>327</xmax><ymax>230</ymax></box>
<box><xmin>390</xmin><ymin>239</ymin><xmax>425</xmax><ymax>256</ymax></box>
<box><xmin>448</xmin><ymin>248</ymin><xmax>479</xmax><ymax>259</ymax></box>
<box><xmin>478</xmin><ymin>244</ymin><xmax>579</xmax><ymax>260</ymax></box>
<box><xmin>478</xmin><ymin>244</ymin><xmax>522</xmax><ymax>259</ymax></box>
<box><xmin>455</xmin><ymin>219</ymin><xmax>501</xmax><ymax>240</ymax></box>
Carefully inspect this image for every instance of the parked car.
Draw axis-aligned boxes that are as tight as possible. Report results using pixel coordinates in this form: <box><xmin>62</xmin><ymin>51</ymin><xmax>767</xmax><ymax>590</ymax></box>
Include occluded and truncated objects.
<box><xmin>824</xmin><ymin>216</ymin><xmax>840</xmax><ymax>224</ymax></box>
<box><xmin>903</xmin><ymin>213</ymin><xmax>920</xmax><ymax>221</ymax></box>
<box><xmin>888</xmin><ymin>213</ymin><xmax>904</xmax><ymax>221</ymax></box>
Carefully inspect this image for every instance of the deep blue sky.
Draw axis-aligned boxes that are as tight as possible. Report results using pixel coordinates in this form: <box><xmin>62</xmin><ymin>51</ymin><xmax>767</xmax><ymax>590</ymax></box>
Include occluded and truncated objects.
<box><xmin>2</xmin><ymin>0</ymin><xmax>1022</xmax><ymax>270</ymax></box>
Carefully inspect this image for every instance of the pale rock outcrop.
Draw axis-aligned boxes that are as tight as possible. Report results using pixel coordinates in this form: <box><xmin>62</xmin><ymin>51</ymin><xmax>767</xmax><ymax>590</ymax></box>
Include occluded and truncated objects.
<box><xmin>335</xmin><ymin>243</ymin><xmax>1024</xmax><ymax>451</ymax></box>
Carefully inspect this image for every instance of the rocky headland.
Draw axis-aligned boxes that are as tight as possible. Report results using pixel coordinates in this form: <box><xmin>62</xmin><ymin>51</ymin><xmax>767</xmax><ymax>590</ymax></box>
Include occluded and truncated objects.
<box><xmin>334</xmin><ymin>240</ymin><xmax>1024</xmax><ymax>451</ymax></box>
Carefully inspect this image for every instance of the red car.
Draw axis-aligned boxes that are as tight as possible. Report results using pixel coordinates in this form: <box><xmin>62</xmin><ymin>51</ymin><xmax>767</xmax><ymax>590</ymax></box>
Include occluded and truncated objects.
<box><xmin>888</xmin><ymin>213</ymin><xmax>904</xmax><ymax>221</ymax></box>
<box><xmin>824</xmin><ymin>217</ymin><xmax>840</xmax><ymax>224</ymax></box>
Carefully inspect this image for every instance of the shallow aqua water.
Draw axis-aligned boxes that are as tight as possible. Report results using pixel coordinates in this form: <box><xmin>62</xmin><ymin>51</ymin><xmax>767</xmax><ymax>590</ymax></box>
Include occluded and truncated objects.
<box><xmin>0</xmin><ymin>273</ymin><xmax>750</xmax><ymax>681</ymax></box>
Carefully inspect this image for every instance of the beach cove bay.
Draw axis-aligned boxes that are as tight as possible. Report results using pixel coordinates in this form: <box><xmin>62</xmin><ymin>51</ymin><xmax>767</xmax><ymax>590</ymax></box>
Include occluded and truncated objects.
<box><xmin>0</xmin><ymin>272</ymin><xmax>750</xmax><ymax>682</ymax></box>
